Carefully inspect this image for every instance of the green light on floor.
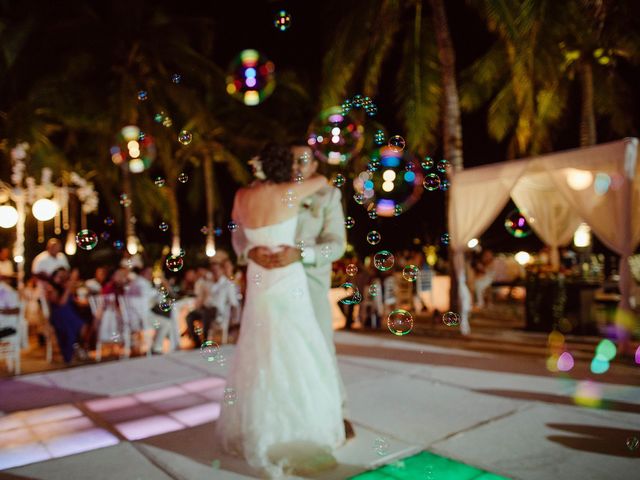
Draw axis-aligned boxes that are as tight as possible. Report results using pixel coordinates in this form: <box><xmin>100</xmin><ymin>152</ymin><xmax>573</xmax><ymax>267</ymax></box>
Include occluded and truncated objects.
<box><xmin>349</xmin><ymin>451</ymin><xmax>507</xmax><ymax>480</ymax></box>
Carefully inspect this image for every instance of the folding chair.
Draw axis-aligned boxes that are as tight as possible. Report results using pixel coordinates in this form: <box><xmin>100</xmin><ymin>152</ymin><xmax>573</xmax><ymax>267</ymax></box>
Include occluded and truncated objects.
<box><xmin>89</xmin><ymin>294</ymin><xmax>128</xmax><ymax>361</ymax></box>
<box><xmin>0</xmin><ymin>309</ymin><xmax>21</xmax><ymax>374</ymax></box>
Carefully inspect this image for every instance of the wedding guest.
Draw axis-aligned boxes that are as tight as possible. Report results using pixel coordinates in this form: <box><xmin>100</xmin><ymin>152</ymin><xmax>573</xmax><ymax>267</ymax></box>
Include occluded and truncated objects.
<box><xmin>85</xmin><ymin>266</ymin><xmax>109</xmax><ymax>294</ymax></box>
<box><xmin>0</xmin><ymin>247</ymin><xmax>14</xmax><ymax>279</ymax></box>
<box><xmin>32</xmin><ymin>239</ymin><xmax>70</xmax><ymax>279</ymax></box>
<box><xmin>44</xmin><ymin>268</ymin><xmax>86</xmax><ymax>363</ymax></box>
<box><xmin>101</xmin><ymin>267</ymin><xmax>129</xmax><ymax>296</ymax></box>
<box><xmin>473</xmin><ymin>249</ymin><xmax>495</xmax><ymax>308</ymax></box>
<box><xmin>0</xmin><ymin>276</ymin><xmax>20</xmax><ymax>339</ymax></box>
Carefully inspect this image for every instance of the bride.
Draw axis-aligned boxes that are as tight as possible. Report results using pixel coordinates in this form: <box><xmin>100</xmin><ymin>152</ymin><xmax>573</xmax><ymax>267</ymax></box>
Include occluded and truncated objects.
<box><xmin>215</xmin><ymin>143</ymin><xmax>345</xmax><ymax>477</ymax></box>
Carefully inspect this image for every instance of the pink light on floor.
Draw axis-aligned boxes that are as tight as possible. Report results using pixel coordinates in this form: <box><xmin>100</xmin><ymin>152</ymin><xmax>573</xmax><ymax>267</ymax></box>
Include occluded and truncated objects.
<box><xmin>43</xmin><ymin>428</ymin><xmax>119</xmax><ymax>457</ymax></box>
<box><xmin>84</xmin><ymin>395</ymin><xmax>139</xmax><ymax>412</ymax></box>
<box><xmin>181</xmin><ymin>376</ymin><xmax>226</xmax><ymax>393</ymax></box>
<box><xmin>135</xmin><ymin>385</ymin><xmax>185</xmax><ymax>403</ymax></box>
<box><xmin>169</xmin><ymin>401</ymin><xmax>221</xmax><ymax>427</ymax></box>
<box><xmin>115</xmin><ymin>414</ymin><xmax>184</xmax><ymax>440</ymax></box>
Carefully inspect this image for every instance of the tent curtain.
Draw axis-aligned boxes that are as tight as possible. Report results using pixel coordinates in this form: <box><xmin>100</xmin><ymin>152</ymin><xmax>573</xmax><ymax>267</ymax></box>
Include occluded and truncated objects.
<box><xmin>511</xmin><ymin>170</ymin><xmax>583</xmax><ymax>269</ymax></box>
<box><xmin>449</xmin><ymin>160</ymin><xmax>529</xmax><ymax>333</ymax></box>
<box><xmin>544</xmin><ymin>138</ymin><xmax>640</xmax><ymax>309</ymax></box>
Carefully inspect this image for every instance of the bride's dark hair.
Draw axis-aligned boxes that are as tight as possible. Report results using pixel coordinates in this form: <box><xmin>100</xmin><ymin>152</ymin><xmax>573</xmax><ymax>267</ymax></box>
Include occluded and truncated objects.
<box><xmin>260</xmin><ymin>143</ymin><xmax>293</xmax><ymax>183</ymax></box>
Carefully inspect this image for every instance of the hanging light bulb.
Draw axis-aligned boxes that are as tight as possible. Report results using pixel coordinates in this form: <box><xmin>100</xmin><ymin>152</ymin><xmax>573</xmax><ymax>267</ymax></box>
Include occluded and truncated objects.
<box><xmin>65</xmin><ymin>230</ymin><xmax>77</xmax><ymax>256</ymax></box>
<box><xmin>127</xmin><ymin>235</ymin><xmax>139</xmax><ymax>255</ymax></box>
<box><xmin>573</xmin><ymin>223</ymin><xmax>591</xmax><ymax>248</ymax></box>
<box><xmin>206</xmin><ymin>236</ymin><xmax>216</xmax><ymax>257</ymax></box>
<box><xmin>0</xmin><ymin>205</ymin><xmax>19</xmax><ymax>228</ymax></box>
<box><xmin>32</xmin><ymin>199</ymin><xmax>59</xmax><ymax>221</ymax></box>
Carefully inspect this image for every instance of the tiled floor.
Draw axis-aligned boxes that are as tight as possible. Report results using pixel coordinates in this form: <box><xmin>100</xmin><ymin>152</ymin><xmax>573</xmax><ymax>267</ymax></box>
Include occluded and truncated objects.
<box><xmin>1</xmin><ymin>331</ymin><xmax>639</xmax><ymax>479</ymax></box>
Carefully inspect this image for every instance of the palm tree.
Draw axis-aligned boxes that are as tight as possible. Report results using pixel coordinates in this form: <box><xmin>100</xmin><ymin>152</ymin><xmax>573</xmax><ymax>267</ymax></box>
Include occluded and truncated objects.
<box><xmin>319</xmin><ymin>0</ymin><xmax>442</xmax><ymax>156</ymax></box>
<box><xmin>463</xmin><ymin>0</ymin><xmax>639</xmax><ymax>156</ymax></box>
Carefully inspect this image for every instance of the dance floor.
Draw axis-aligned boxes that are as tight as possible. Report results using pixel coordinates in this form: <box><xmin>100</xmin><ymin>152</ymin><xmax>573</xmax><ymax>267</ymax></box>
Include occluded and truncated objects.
<box><xmin>1</xmin><ymin>331</ymin><xmax>638</xmax><ymax>479</ymax></box>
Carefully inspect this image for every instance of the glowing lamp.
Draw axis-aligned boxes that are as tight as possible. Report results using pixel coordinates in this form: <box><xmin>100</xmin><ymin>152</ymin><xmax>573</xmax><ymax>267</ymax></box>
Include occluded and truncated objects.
<box><xmin>467</xmin><ymin>238</ymin><xmax>479</xmax><ymax>249</ymax></box>
<box><xmin>573</xmin><ymin>223</ymin><xmax>591</xmax><ymax>248</ymax></box>
<box><xmin>205</xmin><ymin>237</ymin><xmax>216</xmax><ymax>257</ymax></box>
<box><xmin>14</xmin><ymin>255</ymin><xmax>24</xmax><ymax>263</ymax></box>
<box><xmin>0</xmin><ymin>205</ymin><xmax>19</xmax><ymax>228</ymax></box>
<box><xmin>32</xmin><ymin>199</ymin><xmax>59</xmax><ymax>221</ymax></box>
<box><xmin>65</xmin><ymin>231</ymin><xmax>77</xmax><ymax>256</ymax></box>
<box><xmin>127</xmin><ymin>235</ymin><xmax>139</xmax><ymax>255</ymax></box>
<box><xmin>566</xmin><ymin>168</ymin><xmax>593</xmax><ymax>191</ymax></box>
<box><xmin>514</xmin><ymin>251</ymin><xmax>531</xmax><ymax>265</ymax></box>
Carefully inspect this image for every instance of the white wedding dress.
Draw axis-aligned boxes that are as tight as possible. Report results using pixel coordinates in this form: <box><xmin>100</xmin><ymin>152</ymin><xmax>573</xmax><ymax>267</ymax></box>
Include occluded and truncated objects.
<box><xmin>215</xmin><ymin>216</ymin><xmax>345</xmax><ymax>478</ymax></box>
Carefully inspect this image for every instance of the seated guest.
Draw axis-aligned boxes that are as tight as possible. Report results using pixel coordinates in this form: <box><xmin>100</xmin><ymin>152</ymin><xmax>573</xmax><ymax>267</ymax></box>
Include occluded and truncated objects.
<box><xmin>44</xmin><ymin>268</ymin><xmax>86</xmax><ymax>363</ymax></box>
<box><xmin>472</xmin><ymin>249</ymin><xmax>495</xmax><ymax>308</ymax></box>
<box><xmin>178</xmin><ymin>268</ymin><xmax>198</xmax><ymax>298</ymax></box>
<box><xmin>32</xmin><ymin>239</ymin><xmax>69</xmax><ymax>280</ymax></box>
<box><xmin>101</xmin><ymin>267</ymin><xmax>129</xmax><ymax>296</ymax></box>
<box><xmin>0</xmin><ymin>247</ymin><xmax>14</xmax><ymax>279</ymax></box>
<box><xmin>85</xmin><ymin>266</ymin><xmax>109</xmax><ymax>294</ymax></box>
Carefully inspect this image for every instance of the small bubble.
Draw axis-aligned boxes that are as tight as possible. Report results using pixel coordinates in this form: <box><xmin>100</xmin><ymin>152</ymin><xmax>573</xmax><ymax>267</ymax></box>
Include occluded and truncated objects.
<box><xmin>154</xmin><ymin>177</ymin><xmax>165</xmax><ymax>187</ymax></box>
<box><xmin>228</xmin><ymin>221</ymin><xmax>238</xmax><ymax>232</ymax></box>
<box><xmin>373</xmin><ymin>250</ymin><xmax>394</xmax><ymax>271</ymax></box>
<box><xmin>75</xmin><ymin>230</ymin><xmax>98</xmax><ymax>251</ymax></box>
<box><xmin>388</xmin><ymin>135</ymin><xmax>406</xmax><ymax>152</ymax></box>
<box><xmin>402</xmin><ymin>264</ymin><xmax>419</xmax><ymax>282</ymax></box>
<box><xmin>346</xmin><ymin>264</ymin><xmax>358</xmax><ymax>276</ymax></box>
<box><xmin>366</xmin><ymin>230</ymin><xmax>381</xmax><ymax>245</ymax></box>
<box><xmin>171</xmin><ymin>73</ymin><xmax>182</xmax><ymax>84</ymax></box>
<box><xmin>332</xmin><ymin>174</ymin><xmax>345</xmax><ymax>188</ymax></box>
<box><xmin>104</xmin><ymin>216</ymin><xmax>115</xmax><ymax>227</ymax></box>
<box><xmin>442</xmin><ymin>311</ymin><xmax>460</xmax><ymax>326</ymax></box>
<box><xmin>159</xmin><ymin>222</ymin><xmax>169</xmax><ymax>232</ymax></box>
<box><xmin>178</xmin><ymin>130</ymin><xmax>192</xmax><ymax>145</ymax></box>
<box><xmin>137</xmin><ymin>90</ymin><xmax>148</xmax><ymax>101</ymax></box>
<box><xmin>423</xmin><ymin>173</ymin><xmax>441</xmax><ymax>191</ymax></box>
<box><xmin>388</xmin><ymin>309</ymin><xmax>413</xmax><ymax>336</ymax></box>
<box><xmin>345</xmin><ymin>216</ymin><xmax>355</xmax><ymax>229</ymax></box>
<box><xmin>165</xmin><ymin>255</ymin><xmax>184</xmax><ymax>272</ymax></box>
<box><xmin>273</xmin><ymin>9</ymin><xmax>292</xmax><ymax>31</ymax></box>
<box><xmin>178</xmin><ymin>172</ymin><xmax>188</xmax><ymax>183</ymax></box>
<box><xmin>224</xmin><ymin>387</ymin><xmax>238</xmax><ymax>405</ymax></box>
<box><xmin>200</xmin><ymin>340</ymin><xmax>219</xmax><ymax>362</ymax></box>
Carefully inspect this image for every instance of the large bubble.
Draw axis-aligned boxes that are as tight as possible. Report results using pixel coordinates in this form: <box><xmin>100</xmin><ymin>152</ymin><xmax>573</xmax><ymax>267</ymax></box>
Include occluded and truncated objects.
<box><xmin>226</xmin><ymin>49</ymin><xmax>276</xmax><ymax>106</ymax></box>
<box><xmin>307</xmin><ymin>107</ymin><xmax>364</xmax><ymax>165</ymax></box>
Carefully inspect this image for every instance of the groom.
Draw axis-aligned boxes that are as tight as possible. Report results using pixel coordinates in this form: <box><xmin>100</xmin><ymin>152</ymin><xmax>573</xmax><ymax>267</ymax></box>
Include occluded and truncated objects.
<box><xmin>232</xmin><ymin>143</ymin><xmax>354</xmax><ymax>438</ymax></box>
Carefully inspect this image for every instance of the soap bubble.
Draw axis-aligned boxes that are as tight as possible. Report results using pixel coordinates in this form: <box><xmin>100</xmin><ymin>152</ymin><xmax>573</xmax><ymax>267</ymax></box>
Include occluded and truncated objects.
<box><xmin>341</xmin><ymin>99</ymin><xmax>353</xmax><ymax>115</ymax></box>
<box><xmin>437</xmin><ymin>158</ymin><xmax>451</xmax><ymax>174</ymax></box>
<box><xmin>281</xmin><ymin>189</ymin><xmax>297</xmax><ymax>208</ymax></box>
<box><xmin>307</xmin><ymin>106</ymin><xmax>364</xmax><ymax>165</ymax></box>
<box><xmin>104</xmin><ymin>216</ymin><xmax>115</xmax><ymax>227</ymax></box>
<box><xmin>345</xmin><ymin>216</ymin><xmax>355</xmax><ymax>229</ymax></box>
<box><xmin>158</xmin><ymin>298</ymin><xmax>174</xmax><ymax>312</ymax></box>
<box><xmin>439</xmin><ymin>178</ymin><xmax>450</xmax><ymax>191</ymax></box>
<box><xmin>421</xmin><ymin>156</ymin><xmax>434</xmax><ymax>170</ymax></box>
<box><xmin>200</xmin><ymin>340</ymin><xmax>219</xmax><ymax>362</ymax></box>
<box><xmin>178</xmin><ymin>130</ymin><xmax>192</xmax><ymax>145</ymax></box>
<box><xmin>387</xmin><ymin>309</ymin><xmax>413</xmax><ymax>335</ymax></box>
<box><xmin>320</xmin><ymin>244</ymin><xmax>333</xmax><ymax>259</ymax></box>
<box><xmin>100</xmin><ymin>231</ymin><xmax>110</xmax><ymax>241</ymax></box>
<box><xmin>154</xmin><ymin>176</ymin><xmax>165</xmax><ymax>187</ymax></box>
<box><xmin>165</xmin><ymin>255</ymin><xmax>184</xmax><ymax>272</ymax></box>
<box><xmin>423</xmin><ymin>173</ymin><xmax>441</xmax><ymax>191</ymax></box>
<box><xmin>373</xmin><ymin>437</ymin><xmax>390</xmax><ymax>456</ymax></box>
<box><xmin>178</xmin><ymin>172</ymin><xmax>188</xmax><ymax>183</ymax></box>
<box><xmin>442</xmin><ymin>311</ymin><xmax>460</xmax><ymax>326</ymax></box>
<box><xmin>228</xmin><ymin>221</ymin><xmax>238</xmax><ymax>232</ymax></box>
<box><xmin>352</xmin><ymin>94</ymin><xmax>363</xmax><ymax>108</ymax></box>
<box><xmin>339</xmin><ymin>282</ymin><xmax>361</xmax><ymax>305</ymax></box>
<box><xmin>253</xmin><ymin>272</ymin><xmax>262</xmax><ymax>286</ymax></box>
<box><xmin>504</xmin><ymin>209</ymin><xmax>533</xmax><ymax>238</ymax></box>
<box><xmin>119</xmin><ymin>194</ymin><xmax>131</xmax><ymax>207</ymax></box>
<box><xmin>226</xmin><ymin>49</ymin><xmax>275</xmax><ymax>106</ymax></box>
<box><xmin>368</xmin><ymin>284</ymin><xmax>379</xmax><ymax>297</ymax></box>
<box><xmin>171</xmin><ymin>73</ymin><xmax>182</xmax><ymax>84</ymax></box>
<box><xmin>75</xmin><ymin>230</ymin><xmax>98</xmax><ymax>251</ymax></box>
<box><xmin>294</xmin><ymin>173</ymin><xmax>304</xmax><ymax>184</ymax></box>
<box><xmin>374</xmin><ymin>250</ymin><xmax>394</xmax><ymax>271</ymax></box>
<box><xmin>273</xmin><ymin>10</ymin><xmax>292</xmax><ymax>31</ymax></box>
<box><xmin>332</xmin><ymin>174</ymin><xmax>345</xmax><ymax>187</ymax></box>
<box><xmin>374</xmin><ymin>129</ymin><xmax>386</xmax><ymax>146</ymax></box>
<box><xmin>388</xmin><ymin>135</ymin><xmax>406</xmax><ymax>152</ymax></box>
<box><xmin>393</xmin><ymin>205</ymin><xmax>403</xmax><ymax>216</ymax></box>
<box><xmin>346</xmin><ymin>264</ymin><xmax>358</xmax><ymax>276</ymax></box>
<box><xmin>626</xmin><ymin>436</ymin><xmax>639</xmax><ymax>451</ymax></box>
<box><xmin>402</xmin><ymin>264</ymin><xmax>419</xmax><ymax>282</ymax></box>
<box><xmin>368</xmin><ymin>208</ymin><xmax>378</xmax><ymax>220</ymax></box>
<box><xmin>440</xmin><ymin>233</ymin><xmax>450</xmax><ymax>245</ymax></box>
<box><xmin>137</xmin><ymin>90</ymin><xmax>148</xmax><ymax>101</ymax></box>
<box><xmin>224</xmin><ymin>387</ymin><xmax>238</xmax><ymax>405</ymax></box>
<box><xmin>159</xmin><ymin>222</ymin><xmax>169</xmax><ymax>232</ymax></box>
<box><xmin>113</xmin><ymin>240</ymin><xmax>124</xmax><ymax>250</ymax></box>
<box><xmin>366</xmin><ymin>230</ymin><xmax>381</xmax><ymax>245</ymax></box>
<box><xmin>353</xmin><ymin>192</ymin><xmax>365</xmax><ymax>205</ymax></box>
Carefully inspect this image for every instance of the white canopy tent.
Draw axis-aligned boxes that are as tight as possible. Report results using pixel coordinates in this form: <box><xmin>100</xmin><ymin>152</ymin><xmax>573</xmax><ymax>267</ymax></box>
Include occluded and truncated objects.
<box><xmin>449</xmin><ymin>138</ymin><xmax>640</xmax><ymax>334</ymax></box>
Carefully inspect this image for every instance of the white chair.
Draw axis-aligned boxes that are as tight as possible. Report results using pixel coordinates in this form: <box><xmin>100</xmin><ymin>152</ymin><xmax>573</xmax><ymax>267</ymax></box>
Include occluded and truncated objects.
<box><xmin>0</xmin><ymin>310</ymin><xmax>21</xmax><ymax>375</ymax></box>
<box><xmin>37</xmin><ymin>294</ymin><xmax>56</xmax><ymax>363</ymax></box>
<box><xmin>119</xmin><ymin>295</ymin><xmax>154</xmax><ymax>357</ymax></box>
<box><xmin>89</xmin><ymin>294</ymin><xmax>128</xmax><ymax>361</ymax></box>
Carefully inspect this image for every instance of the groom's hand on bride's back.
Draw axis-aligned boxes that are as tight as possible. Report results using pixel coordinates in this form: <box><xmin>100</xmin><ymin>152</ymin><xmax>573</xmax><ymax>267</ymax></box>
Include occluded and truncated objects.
<box><xmin>271</xmin><ymin>245</ymin><xmax>302</xmax><ymax>268</ymax></box>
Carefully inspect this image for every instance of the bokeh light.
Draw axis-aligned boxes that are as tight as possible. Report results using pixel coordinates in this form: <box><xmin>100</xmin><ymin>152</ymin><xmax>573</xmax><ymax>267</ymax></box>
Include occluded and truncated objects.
<box><xmin>112</xmin><ymin>125</ymin><xmax>156</xmax><ymax>173</ymax></box>
<box><xmin>307</xmin><ymin>106</ymin><xmax>364</xmax><ymax>165</ymax></box>
<box><xmin>504</xmin><ymin>209</ymin><xmax>533</xmax><ymax>238</ymax></box>
<box><xmin>226</xmin><ymin>49</ymin><xmax>275</xmax><ymax>106</ymax></box>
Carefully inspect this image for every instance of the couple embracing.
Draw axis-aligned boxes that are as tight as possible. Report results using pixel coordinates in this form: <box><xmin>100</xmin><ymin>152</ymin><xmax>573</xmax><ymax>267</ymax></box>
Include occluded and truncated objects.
<box><xmin>215</xmin><ymin>142</ymin><xmax>353</xmax><ymax>477</ymax></box>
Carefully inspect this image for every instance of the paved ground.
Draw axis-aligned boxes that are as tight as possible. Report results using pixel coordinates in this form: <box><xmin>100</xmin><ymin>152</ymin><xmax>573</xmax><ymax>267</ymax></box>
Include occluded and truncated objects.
<box><xmin>1</xmin><ymin>319</ymin><xmax>639</xmax><ymax>479</ymax></box>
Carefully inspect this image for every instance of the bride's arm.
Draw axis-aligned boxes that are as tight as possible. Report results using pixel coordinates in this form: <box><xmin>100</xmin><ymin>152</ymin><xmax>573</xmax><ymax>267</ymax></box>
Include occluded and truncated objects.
<box><xmin>284</xmin><ymin>174</ymin><xmax>327</xmax><ymax>200</ymax></box>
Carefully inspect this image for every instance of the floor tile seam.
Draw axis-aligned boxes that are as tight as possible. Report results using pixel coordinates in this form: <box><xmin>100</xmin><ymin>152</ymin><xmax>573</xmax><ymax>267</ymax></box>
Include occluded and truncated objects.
<box><xmin>428</xmin><ymin>403</ymin><xmax>534</xmax><ymax>449</ymax></box>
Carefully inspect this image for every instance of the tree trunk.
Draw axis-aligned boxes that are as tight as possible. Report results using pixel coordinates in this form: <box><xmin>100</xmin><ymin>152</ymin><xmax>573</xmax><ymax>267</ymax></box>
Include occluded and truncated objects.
<box><xmin>163</xmin><ymin>177</ymin><xmax>181</xmax><ymax>256</ymax></box>
<box><xmin>579</xmin><ymin>60</ymin><xmax>596</xmax><ymax>146</ymax></box>
<box><xmin>203</xmin><ymin>152</ymin><xmax>216</xmax><ymax>256</ymax></box>
<box><xmin>430</xmin><ymin>0</ymin><xmax>463</xmax><ymax>314</ymax></box>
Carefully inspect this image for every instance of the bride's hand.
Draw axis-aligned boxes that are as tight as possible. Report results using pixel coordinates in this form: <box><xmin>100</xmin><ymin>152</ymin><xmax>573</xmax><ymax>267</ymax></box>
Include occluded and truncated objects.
<box><xmin>271</xmin><ymin>245</ymin><xmax>302</xmax><ymax>268</ymax></box>
<box><xmin>248</xmin><ymin>246</ymin><xmax>274</xmax><ymax>269</ymax></box>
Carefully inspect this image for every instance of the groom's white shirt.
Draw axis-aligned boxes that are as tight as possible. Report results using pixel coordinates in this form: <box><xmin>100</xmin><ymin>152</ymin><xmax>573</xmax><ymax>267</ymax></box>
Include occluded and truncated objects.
<box><xmin>232</xmin><ymin>184</ymin><xmax>346</xmax><ymax>346</ymax></box>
